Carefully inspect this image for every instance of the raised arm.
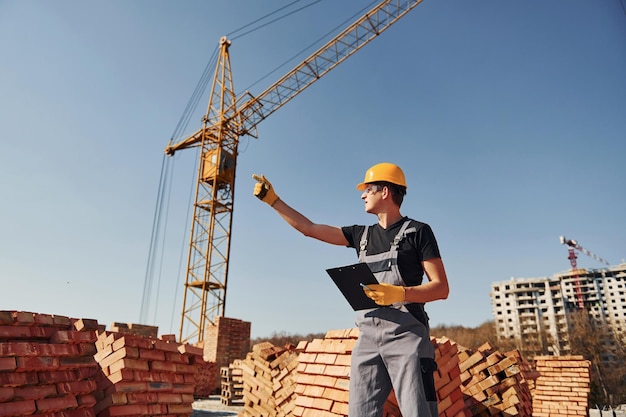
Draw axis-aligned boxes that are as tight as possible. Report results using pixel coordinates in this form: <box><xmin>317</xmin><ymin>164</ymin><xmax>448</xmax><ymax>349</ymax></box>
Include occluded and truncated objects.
<box><xmin>253</xmin><ymin>174</ymin><xmax>348</xmax><ymax>246</ymax></box>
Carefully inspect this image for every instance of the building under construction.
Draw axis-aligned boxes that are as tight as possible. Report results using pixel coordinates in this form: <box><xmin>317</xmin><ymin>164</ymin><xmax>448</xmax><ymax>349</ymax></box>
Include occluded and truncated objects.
<box><xmin>490</xmin><ymin>262</ymin><xmax>626</xmax><ymax>356</ymax></box>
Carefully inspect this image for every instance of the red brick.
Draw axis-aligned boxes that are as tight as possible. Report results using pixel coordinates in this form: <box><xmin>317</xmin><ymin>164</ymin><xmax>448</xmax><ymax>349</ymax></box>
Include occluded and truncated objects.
<box><xmin>147</xmin><ymin>381</ymin><xmax>174</xmax><ymax>392</ymax></box>
<box><xmin>57</xmin><ymin>356</ymin><xmax>97</xmax><ymax>369</ymax></box>
<box><xmin>0</xmin><ymin>357</ymin><xmax>17</xmax><ymax>371</ymax></box>
<box><xmin>177</xmin><ymin>344</ymin><xmax>202</xmax><ymax>356</ymax></box>
<box><xmin>16</xmin><ymin>356</ymin><xmax>60</xmax><ymax>371</ymax></box>
<box><xmin>96</xmin><ymin>347</ymin><xmax>139</xmax><ymax>370</ymax></box>
<box><xmin>164</xmin><ymin>351</ymin><xmax>189</xmax><ymax>364</ymax></box>
<box><xmin>72</xmin><ymin>318</ymin><xmax>99</xmax><ymax>331</ymax></box>
<box><xmin>32</xmin><ymin>313</ymin><xmax>55</xmax><ymax>327</ymax></box>
<box><xmin>0</xmin><ymin>342</ymin><xmax>43</xmax><ymax>356</ymax></box>
<box><xmin>0</xmin><ymin>386</ymin><xmax>14</xmax><ymax>402</ymax></box>
<box><xmin>36</xmin><ymin>395</ymin><xmax>79</xmax><ymax>412</ymax></box>
<box><xmin>104</xmin><ymin>381</ymin><xmax>148</xmax><ymax>396</ymax></box>
<box><xmin>0</xmin><ymin>311</ymin><xmax>15</xmax><ymax>325</ymax></box>
<box><xmin>153</xmin><ymin>339</ymin><xmax>181</xmax><ymax>353</ymax></box>
<box><xmin>0</xmin><ymin>371</ymin><xmax>39</xmax><ymax>387</ymax></box>
<box><xmin>52</xmin><ymin>315</ymin><xmax>71</xmax><ymax>327</ymax></box>
<box><xmin>12</xmin><ymin>311</ymin><xmax>35</xmax><ymax>325</ymax></box>
<box><xmin>108</xmin><ymin>358</ymin><xmax>149</xmax><ymax>374</ymax></box>
<box><xmin>157</xmin><ymin>392</ymin><xmax>182</xmax><ymax>403</ymax></box>
<box><xmin>37</xmin><ymin>370</ymin><xmax>76</xmax><ymax>384</ymax></box>
<box><xmin>56</xmin><ymin>380</ymin><xmax>97</xmax><ymax>395</ymax></box>
<box><xmin>149</xmin><ymin>360</ymin><xmax>176</xmax><ymax>373</ymax></box>
<box><xmin>160</xmin><ymin>334</ymin><xmax>177</xmax><ymax>342</ymax></box>
<box><xmin>76</xmin><ymin>393</ymin><xmax>97</xmax><ymax>408</ymax></box>
<box><xmin>154</xmin><ymin>371</ymin><xmax>178</xmax><ymax>383</ymax></box>
<box><xmin>43</xmin><ymin>344</ymin><xmax>81</xmax><ymax>357</ymax></box>
<box><xmin>112</xmin><ymin>336</ymin><xmax>154</xmax><ymax>351</ymax></box>
<box><xmin>0</xmin><ymin>399</ymin><xmax>36</xmax><ymax>416</ymax></box>
<box><xmin>138</xmin><ymin>348</ymin><xmax>165</xmax><ymax>362</ymax></box>
<box><xmin>125</xmin><ymin>392</ymin><xmax>158</xmax><ymax>404</ymax></box>
<box><xmin>131</xmin><ymin>370</ymin><xmax>160</xmax><ymax>382</ymax></box>
<box><xmin>0</xmin><ymin>325</ymin><xmax>35</xmax><ymax>339</ymax></box>
<box><xmin>170</xmin><ymin>383</ymin><xmax>194</xmax><ymax>394</ymax></box>
<box><xmin>50</xmin><ymin>331</ymin><xmax>97</xmax><ymax>344</ymax></box>
<box><xmin>13</xmin><ymin>384</ymin><xmax>57</xmax><ymax>400</ymax></box>
<box><xmin>77</xmin><ymin>343</ymin><xmax>97</xmax><ymax>356</ymax></box>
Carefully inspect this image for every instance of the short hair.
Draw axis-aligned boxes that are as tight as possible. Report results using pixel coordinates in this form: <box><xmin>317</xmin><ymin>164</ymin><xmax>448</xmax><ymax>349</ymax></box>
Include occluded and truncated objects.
<box><xmin>372</xmin><ymin>181</ymin><xmax>406</xmax><ymax>207</ymax></box>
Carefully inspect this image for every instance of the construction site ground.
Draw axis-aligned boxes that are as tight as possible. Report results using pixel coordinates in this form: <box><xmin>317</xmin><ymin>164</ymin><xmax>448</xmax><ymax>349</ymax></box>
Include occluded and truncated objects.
<box><xmin>192</xmin><ymin>396</ymin><xmax>243</xmax><ymax>417</ymax></box>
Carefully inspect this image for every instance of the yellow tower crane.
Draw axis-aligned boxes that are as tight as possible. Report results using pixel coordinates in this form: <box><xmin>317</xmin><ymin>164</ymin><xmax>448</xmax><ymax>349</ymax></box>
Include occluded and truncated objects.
<box><xmin>165</xmin><ymin>0</ymin><xmax>425</xmax><ymax>344</ymax></box>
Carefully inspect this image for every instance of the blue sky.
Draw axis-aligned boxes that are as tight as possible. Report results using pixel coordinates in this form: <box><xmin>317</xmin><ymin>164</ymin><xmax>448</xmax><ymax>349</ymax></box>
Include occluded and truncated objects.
<box><xmin>1</xmin><ymin>1</ymin><xmax>625</xmax><ymax>339</ymax></box>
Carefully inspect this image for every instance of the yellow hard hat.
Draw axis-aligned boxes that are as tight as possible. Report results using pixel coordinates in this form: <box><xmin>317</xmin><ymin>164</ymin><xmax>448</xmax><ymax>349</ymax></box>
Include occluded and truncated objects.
<box><xmin>356</xmin><ymin>162</ymin><xmax>407</xmax><ymax>190</ymax></box>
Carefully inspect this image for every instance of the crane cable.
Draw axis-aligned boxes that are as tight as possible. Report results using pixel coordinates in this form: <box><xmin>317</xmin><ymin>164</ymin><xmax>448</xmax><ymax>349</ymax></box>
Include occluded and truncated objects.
<box><xmin>227</xmin><ymin>0</ymin><xmax>323</xmax><ymax>41</ymax></box>
<box><xmin>238</xmin><ymin>0</ymin><xmax>379</xmax><ymax>95</ymax></box>
<box><xmin>140</xmin><ymin>0</ymin><xmax>332</xmax><ymax>330</ymax></box>
<box><xmin>140</xmin><ymin>49</ymin><xmax>218</xmax><ymax>326</ymax></box>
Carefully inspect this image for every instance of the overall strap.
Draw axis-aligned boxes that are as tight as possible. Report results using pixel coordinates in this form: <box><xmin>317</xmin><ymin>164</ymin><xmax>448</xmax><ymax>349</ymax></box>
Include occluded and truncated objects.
<box><xmin>391</xmin><ymin>220</ymin><xmax>413</xmax><ymax>248</ymax></box>
<box><xmin>358</xmin><ymin>226</ymin><xmax>369</xmax><ymax>258</ymax></box>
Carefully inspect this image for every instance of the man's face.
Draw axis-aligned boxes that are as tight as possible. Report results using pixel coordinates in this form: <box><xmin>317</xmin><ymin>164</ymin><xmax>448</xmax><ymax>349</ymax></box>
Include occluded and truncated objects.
<box><xmin>361</xmin><ymin>184</ymin><xmax>383</xmax><ymax>214</ymax></box>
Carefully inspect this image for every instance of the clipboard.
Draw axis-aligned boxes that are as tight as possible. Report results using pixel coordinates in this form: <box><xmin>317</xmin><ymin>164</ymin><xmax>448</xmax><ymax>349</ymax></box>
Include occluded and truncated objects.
<box><xmin>326</xmin><ymin>263</ymin><xmax>379</xmax><ymax>311</ymax></box>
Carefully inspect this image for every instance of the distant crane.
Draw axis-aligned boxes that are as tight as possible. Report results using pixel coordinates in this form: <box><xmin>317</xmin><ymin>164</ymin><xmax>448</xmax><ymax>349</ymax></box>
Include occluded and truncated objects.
<box><xmin>559</xmin><ymin>235</ymin><xmax>610</xmax><ymax>309</ymax></box>
<box><xmin>165</xmin><ymin>0</ymin><xmax>426</xmax><ymax>344</ymax></box>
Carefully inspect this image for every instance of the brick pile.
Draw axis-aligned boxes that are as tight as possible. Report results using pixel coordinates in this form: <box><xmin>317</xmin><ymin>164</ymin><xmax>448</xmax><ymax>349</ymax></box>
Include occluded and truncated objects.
<box><xmin>238</xmin><ymin>342</ymin><xmax>300</xmax><ymax>417</ymax></box>
<box><xmin>203</xmin><ymin>316</ymin><xmax>250</xmax><ymax>391</ymax></box>
<box><xmin>293</xmin><ymin>329</ymin><xmax>356</xmax><ymax>417</ymax></box>
<box><xmin>0</xmin><ymin>311</ymin><xmax>101</xmax><ymax>417</ymax></box>
<box><xmin>432</xmin><ymin>337</ymin><xmax>471</xmax><ymax>417</ymax></box>
<box><xmin>532</xmin><ymin>356</ymin><xmax>590</xmax><ymax>417</ymax></box>
<box><xmin>92</xmin><ymin>330</ymin><xmax>215</xmax><ymax>417</ymax></box>
<box><xmin>293</xmin><ymin>330</ymin><xmax>470</xmax><ymax>417</ymax></box>
<box><xmin>459</xmin><ymin>342</ymin><xmax>533</xmax><ymax>417</ymax></box>
<box><xmin>220</xmin><ymin>359</ymin><xmax>244</xmax><ymax>406</ymax></box>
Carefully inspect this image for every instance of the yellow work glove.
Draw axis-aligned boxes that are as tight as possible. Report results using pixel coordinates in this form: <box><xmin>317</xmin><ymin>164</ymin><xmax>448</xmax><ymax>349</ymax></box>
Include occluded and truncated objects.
<box><xmin>364</xmin><ymin>283</ymin><xmax>405</xmax><ymax>306</ymax></box>
<box><xmin>252</xmin><ymin>174</ymin><xmax>279</xmax><ymax>207</ymax></box>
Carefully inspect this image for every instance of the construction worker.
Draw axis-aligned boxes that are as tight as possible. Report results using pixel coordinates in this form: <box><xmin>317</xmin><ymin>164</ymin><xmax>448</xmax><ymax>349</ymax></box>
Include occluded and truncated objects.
<box><xmin>253</xmin><ymin>162</ymin><xmax>449</xmax><ymax>417</ymax></box>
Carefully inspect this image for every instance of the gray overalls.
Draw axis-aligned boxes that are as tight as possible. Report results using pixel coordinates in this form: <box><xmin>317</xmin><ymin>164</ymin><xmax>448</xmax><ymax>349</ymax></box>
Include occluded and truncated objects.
<box><xmin>348</xmin><ymin>220</ymin><xmax>438</xmax><ymax>417</ymax></box>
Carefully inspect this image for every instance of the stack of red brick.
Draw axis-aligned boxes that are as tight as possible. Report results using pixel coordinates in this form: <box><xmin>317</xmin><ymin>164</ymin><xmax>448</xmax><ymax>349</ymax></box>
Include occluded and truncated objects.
<box><xmin>203</xmin><ymin>317</ymin><xmax>250</xmax><ymax>392</ymax></box>
<box><xmin>532</xmin><ymin>356</ymin><xmax>590</xmax><ymax>417</ymax></box>
<box><xmin>92</xmin><ymin>330</ymin><xmax>215</xmax><ymax>417</ymax></box>
<box><xmin>0</xmin><ymin>311</ymin><xmax>101</xmax><ymax>417</ymax></box>
<box><xmin>238</xmin><ymin>342</ymin><xmax>299</xmax><ymax>417</ymax></box>
<box><xmin>459</xmin><ymin>342</ymin><xmax>533</xmax><ymax>417</ymax></box>
<box><xmin>293</xmin><ymin>330</ymin><xmax>470</xmax><ymax>417</ymax></box>
<box><xmin>0</xmin><ymin>310</ymin><xmax>221</xmax><ymax>417</ymax></box>
<box><xmin>235</xmin><ymin>329</ymin><xmax>559</xmax><ymax>417</ymax></box>
<box><xmin>293</xmin><ymin>329</ymin><xmax>356</xmax><ymax>417</ymax></box>
<box><xmin>431</xmin><ymin>337</ymin><xmax>471</xmax><ymax>417</ymax></box>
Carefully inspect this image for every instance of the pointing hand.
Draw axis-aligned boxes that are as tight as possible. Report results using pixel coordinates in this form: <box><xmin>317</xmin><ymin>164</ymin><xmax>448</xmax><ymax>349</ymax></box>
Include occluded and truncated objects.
<box><xmin>252</xmin><ymin>174</ymin><xmax>280</xmax><ymax>207</ymax></box>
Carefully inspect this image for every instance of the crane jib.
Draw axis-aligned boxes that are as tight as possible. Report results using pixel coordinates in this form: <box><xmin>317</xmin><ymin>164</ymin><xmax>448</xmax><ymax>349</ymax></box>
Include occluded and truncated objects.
<box><xmin>165</xmin><ymin>0</ymin><xmax>423</xmax><ymax>155</ymax></box>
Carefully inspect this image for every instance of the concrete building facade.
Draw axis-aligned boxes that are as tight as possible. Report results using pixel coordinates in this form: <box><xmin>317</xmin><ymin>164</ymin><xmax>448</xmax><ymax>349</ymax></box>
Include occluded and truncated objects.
<box><xmin>490</xmin><ymin>263</ymin><xmax>626</xmax><ymax>356</ymax></box>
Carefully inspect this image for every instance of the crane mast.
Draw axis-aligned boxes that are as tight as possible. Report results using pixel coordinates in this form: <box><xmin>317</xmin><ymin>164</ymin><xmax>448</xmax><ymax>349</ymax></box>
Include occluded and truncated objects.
<box><xmin>167</xmin><ymin>0</ymin><xmax>425</xmax><ymax>344</ymax></box>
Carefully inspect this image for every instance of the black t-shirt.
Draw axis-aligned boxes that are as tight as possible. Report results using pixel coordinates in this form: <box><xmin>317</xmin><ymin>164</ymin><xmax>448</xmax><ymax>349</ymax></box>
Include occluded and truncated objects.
<box><xmin>341</xmin><ymin>217</ymin><xmax>441</xmax><ymax>287</ymax></box>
